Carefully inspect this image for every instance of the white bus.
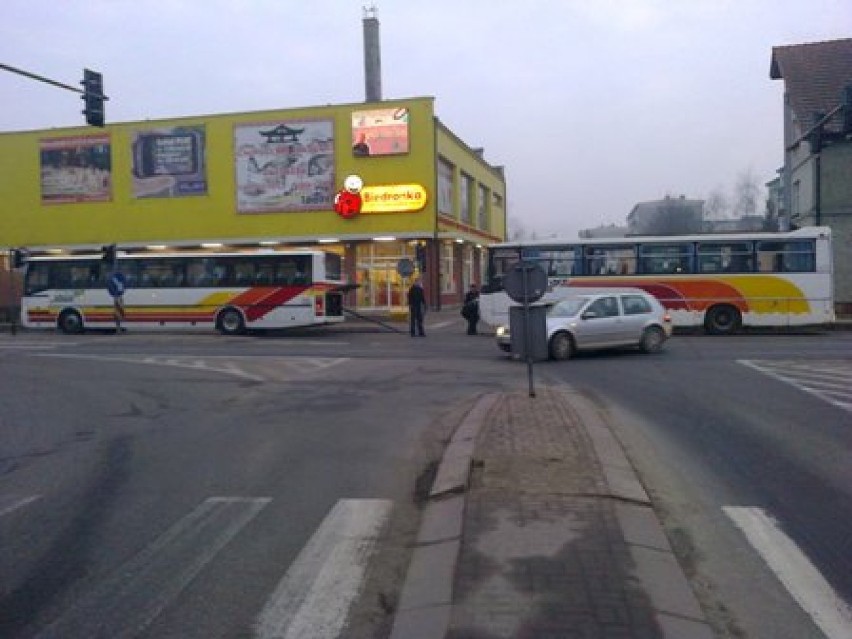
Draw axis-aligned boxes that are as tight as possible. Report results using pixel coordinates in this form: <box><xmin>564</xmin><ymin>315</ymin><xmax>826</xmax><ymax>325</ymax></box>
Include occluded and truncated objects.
<box><xmin>21</xmin><ymin>249</ymin><xmax>346</xmax><ymax>334</ymax></box>
<box><xmin>482</xmin><ymin>227</ymin><xmax>835</xmax><ymax>334</ymax></box>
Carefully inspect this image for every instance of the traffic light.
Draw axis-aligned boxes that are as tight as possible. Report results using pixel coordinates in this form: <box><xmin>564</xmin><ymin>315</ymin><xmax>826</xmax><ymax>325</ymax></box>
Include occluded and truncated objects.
<box><xmin>81</xmin><ymin>68</ymin><xmax>105</xmax><ymax>127</ymax></box>
<box><xmin>11</xmin><ymin>248</ymin><xmax>29</xmax><ymax>269</ymax></box>
<box><xmin>102</xmin><ymin>244</ymin><xmax>117</xmax><ymax>266</ymax></box>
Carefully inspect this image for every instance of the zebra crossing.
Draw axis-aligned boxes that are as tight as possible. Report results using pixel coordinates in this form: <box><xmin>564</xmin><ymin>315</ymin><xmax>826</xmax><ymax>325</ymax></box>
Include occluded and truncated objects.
<box><xmin>739</xmin><ymin>359</ymin><xmax>852</xmax><ymax>413</ymax></box>
<box><xmin>1</xmin><ymin>494</ymin><xmax>392</xmax><ymax>638</ymax></box>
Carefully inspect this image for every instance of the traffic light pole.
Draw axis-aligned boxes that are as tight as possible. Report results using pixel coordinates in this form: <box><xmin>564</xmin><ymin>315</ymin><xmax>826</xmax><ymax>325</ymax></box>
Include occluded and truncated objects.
<box><xmin>1</xmin><ymin>63</ymin><xmax>83</xmax><ymax>94</ymax></box>
<box><xmin>1</xmin><ymin>63</ymin><xmax>107</xmax><ymax>126</ymax></box>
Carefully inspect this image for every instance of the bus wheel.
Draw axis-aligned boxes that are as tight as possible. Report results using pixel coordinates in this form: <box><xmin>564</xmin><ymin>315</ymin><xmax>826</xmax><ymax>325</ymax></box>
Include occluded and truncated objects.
<box><xmin>704</xmin><ymin>305</ymin><xmax>741</xmax><ymax>335</ymax></box>
<box><xmin>217</xmin><ymin>308</ymin><xmax>245</xmax><ymax>335</ymax></box>
<box><xmin>549</xmin><ymin>331</ymin><xmax>574</xmax><ymax>360</ymax></box>
<box><xmin>58</xmin><ymin>309</ymin><xmax>83</xmax><ymax>334</ymax></box>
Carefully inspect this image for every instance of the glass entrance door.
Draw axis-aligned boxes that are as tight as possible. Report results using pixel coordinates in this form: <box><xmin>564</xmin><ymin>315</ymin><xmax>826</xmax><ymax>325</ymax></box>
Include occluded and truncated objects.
<box><xmin>356</xmin><ymin>259</ymin><xmax>408</xmax><ymax>310</ymax></box>
<box><xmin>355</xmin><ymin>241</ymin><xmax>420</xmax><ymax>312</ymax></box>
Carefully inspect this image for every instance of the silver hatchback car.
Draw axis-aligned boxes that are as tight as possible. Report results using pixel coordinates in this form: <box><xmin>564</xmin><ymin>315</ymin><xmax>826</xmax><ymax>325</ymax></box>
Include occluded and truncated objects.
<box><xmin>496</xmin><ymin>289</ymin><xmax>673</xmax><ymax>360</ymax></box>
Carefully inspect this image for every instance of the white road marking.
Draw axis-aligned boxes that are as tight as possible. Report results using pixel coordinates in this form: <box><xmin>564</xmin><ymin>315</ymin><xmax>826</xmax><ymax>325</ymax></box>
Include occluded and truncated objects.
<box><xmin>33</xmin><ymin>353</ymin><xmax>349</xmax><ymax>383</ymax></box>
<box><xmin>35</xmin><ymin>496</ymin><xmax>269</xmax><ymax>639</ymax></box>
<box><xmin>0</xmin><ymin>342</ymin><xmax>74</xmax><ymax>350</ymax></box>
<box><xmin>723</xmin><ymin>506</ymin><xmax>852</xmax><ymax>639</ymax></box>
<box><xmin>0</xmin><ymin>494</ymin><xmax>41</xmax><ymax>517</ymax></box>
<box><xmin>428</xmin><ymin>320</ymin><xmax>455</xmax><ymax>330</ymax></box>
<box><xmin>255</xmin><ymin>498</ymin><xmax>393</xmax><ymax>639</ymax></box>
<box><xmin>739</xmin><ymin>359</ymin><xmax>852</xmax><ymax>413</ymax></box>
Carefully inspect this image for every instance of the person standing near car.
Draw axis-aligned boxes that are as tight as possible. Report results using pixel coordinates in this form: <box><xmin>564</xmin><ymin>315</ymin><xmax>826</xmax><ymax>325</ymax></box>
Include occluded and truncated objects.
<box><xmin>462</xmin><ymin>283</ymin><xmax>480</xmax><ymax>335</ymax></box>
<box><xmin>407</xmin><ymin>277</ymin><xmax>426</xmax><ymax>337</ymax></box>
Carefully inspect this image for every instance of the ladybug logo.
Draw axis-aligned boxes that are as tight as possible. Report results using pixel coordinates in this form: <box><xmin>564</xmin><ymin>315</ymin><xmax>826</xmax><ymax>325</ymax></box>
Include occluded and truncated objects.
<box><xmin>334</xmin><ymin>174</ymin><xmax>363</xmax><ymax>219</ymax></box>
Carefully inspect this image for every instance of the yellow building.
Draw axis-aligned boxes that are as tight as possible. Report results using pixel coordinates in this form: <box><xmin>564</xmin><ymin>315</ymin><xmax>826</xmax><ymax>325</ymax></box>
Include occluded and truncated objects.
<box><xmin>0</xmin><ymin>96</ymin><xmax>506</xmax><ymax>313</ymax></box>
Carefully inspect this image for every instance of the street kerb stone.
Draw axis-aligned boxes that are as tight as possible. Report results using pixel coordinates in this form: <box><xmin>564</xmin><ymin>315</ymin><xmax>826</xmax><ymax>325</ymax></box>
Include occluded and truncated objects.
<box><xmin>430</xmin><ymin>393</ymin><xmax>499</xmax><ymax>498</ymax></box>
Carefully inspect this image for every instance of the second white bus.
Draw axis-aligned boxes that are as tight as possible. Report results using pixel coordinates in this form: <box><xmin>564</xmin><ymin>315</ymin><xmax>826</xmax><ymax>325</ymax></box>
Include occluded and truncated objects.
<box><xmin>481</xmin><ymin>227</ymin><xmax>835</xmax><ymax>334</ymax></box>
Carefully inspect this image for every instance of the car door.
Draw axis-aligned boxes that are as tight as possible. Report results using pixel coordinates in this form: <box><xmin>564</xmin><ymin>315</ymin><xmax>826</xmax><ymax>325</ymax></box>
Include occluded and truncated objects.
<box><xmin>577</xmin><ymin>295</ymin><xmax>622</xmax><ymax>348</ymax></box>
<box><xmin>619</xmin><ymin>294</ymin><xmax>653</xmax><ymax>345</ymax></box>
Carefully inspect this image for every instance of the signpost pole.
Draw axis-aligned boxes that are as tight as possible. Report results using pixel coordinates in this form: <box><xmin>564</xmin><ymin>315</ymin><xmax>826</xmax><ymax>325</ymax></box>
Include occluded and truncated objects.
<box><xmin>106</xmin><ymin>269</ymin><xmax>126</xmax><ymax>333</ymax></box>
<box><xmin>522</xmin><ymin>266</ymin><xmax>535</xmax><ymax>397</ymax></box>
<box><xmin>504</xmin><ymin>261</ymin><xmax>547</xmax><ymax>400</ymax></box>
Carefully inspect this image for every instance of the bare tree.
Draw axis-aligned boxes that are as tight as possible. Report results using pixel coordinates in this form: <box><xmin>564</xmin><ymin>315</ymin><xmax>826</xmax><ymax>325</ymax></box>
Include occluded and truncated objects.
<box><xmin>733</xmin><ymin>168</ymin><xmax>762</xmax><ymax>218</ymax></box>
<box><xmin>704</xmin><ymin>187</ymin><xmax>730</xmax><ymax>220</ymax></box>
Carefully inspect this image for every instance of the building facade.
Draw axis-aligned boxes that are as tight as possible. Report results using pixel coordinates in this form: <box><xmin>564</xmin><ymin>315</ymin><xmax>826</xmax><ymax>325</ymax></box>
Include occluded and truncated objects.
<box><xmin>771</xmin><ymin>38</ymin><xmax>852</xmax><ymax>315</ymax></box>
<box><xmin>0</xmin><ymin>97</ymin><xmax>506</xmax><ymax>315</ymax></box>
<box><xmin>626</xmin><ymin>195</ymin><xmax>705</xmax><ymax>236</ymax></box>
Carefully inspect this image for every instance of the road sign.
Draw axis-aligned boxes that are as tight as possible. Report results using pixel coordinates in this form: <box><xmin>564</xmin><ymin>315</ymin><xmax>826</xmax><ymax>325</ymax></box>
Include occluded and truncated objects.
<box><xmin>397</xmin><ymin>258</ymin><xmax>415</xmax><ymax>277</ymax></box>
<box><xmin>503</xmin><ymin>262</ymin><xmax>547</xmax><ymax>304</ymax></box>
<box><xmin>107</xmin><ymin>272</ymin><xmax>126</xmax><ymax>298</ymax></box>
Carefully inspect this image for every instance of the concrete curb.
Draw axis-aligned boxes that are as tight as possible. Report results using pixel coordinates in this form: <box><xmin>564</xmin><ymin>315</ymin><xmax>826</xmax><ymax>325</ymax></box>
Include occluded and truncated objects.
<box><xmin>565</xmin><ymin>387</ymin><xmax>714</xmax><ymax>639</ymax></box>
<box><xmin>389</xmin><ymin>393</ymin><xmax>498</xmax><ymax>639</ymax></box>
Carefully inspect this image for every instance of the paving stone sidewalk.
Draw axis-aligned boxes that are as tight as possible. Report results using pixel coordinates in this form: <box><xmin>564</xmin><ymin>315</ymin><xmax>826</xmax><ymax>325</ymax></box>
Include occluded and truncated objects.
<box><xmin>445</xmin><ymin>385</ymin><xmax>713</xmax><ymax>639</ymax></box>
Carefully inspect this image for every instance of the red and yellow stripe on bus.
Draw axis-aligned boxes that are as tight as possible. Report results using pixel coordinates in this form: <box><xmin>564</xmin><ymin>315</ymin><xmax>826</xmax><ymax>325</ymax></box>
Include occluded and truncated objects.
<box><xmin>568</xmin><ymin>275</ymin><xmax>811</xmax><ymax>315</ymax></box>
<box><xmin>25</xmin><ymin>284</ymin><xmax>335</xmax><ymax>326</ymax></box>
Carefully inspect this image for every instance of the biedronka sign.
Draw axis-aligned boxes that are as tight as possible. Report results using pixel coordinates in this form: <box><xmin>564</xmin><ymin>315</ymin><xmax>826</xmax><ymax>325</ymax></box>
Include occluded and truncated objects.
<box><xmin>361</xmin><ymin>184</ymin><xmax>427</xmax><ymax>214</ymax></box>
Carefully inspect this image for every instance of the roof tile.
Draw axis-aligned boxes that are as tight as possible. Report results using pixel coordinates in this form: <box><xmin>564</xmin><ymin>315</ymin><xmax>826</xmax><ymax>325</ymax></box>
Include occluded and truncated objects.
<box><xmin>770</xmin><ymin>38</ymin><xmax>852</xmax><ymax>134</ymax></box>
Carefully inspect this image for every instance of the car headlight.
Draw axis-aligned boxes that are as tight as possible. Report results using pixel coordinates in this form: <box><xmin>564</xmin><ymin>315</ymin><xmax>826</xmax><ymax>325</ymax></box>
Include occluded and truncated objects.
<box><xmin>496</xmin><ymin>325</ymin><xmax>508</xmax><ymax>337</ymax></box>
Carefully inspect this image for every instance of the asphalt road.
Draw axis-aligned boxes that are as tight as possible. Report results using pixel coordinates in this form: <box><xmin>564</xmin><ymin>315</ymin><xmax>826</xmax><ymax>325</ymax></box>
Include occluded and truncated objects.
<box><xmin>537</xmin><ymin>331</ymin><xmax>852</xmax><ymax>639</ymax></box>
<box><xmin>0</xmin><ymin>325</ymin><xmax>519</xmax><ymax>638</ymax></box>
<box><xmin>1</xmin><ymin>324</ymin><xmax>850</xmax><ymax>638</ymax></box>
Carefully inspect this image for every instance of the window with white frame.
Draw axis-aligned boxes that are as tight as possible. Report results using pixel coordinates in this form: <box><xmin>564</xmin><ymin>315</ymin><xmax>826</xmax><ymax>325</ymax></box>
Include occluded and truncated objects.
<box><xmin>460</xmin><ymin>173</ymin><xmax>473</xmax><ymax>223</ymax></box>
<box><xmin>438</xmin><ymin>158</ymin><xmax>454</xmax><ymax>215</ymax></box>
<box><xmin>477</xmin><ymin>184</ymin><xmax>488</xmax><ymax>230</ymax></box>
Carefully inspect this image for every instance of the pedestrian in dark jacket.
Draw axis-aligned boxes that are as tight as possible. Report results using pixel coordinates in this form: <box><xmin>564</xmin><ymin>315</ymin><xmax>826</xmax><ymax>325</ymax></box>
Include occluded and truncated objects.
<box><xmin>407</xmin><ymin>278</ymin><xmax>426</xmax><ymax>336</ymax></box>
<box><xmin>462</xmin><ymin>283</ymin><xmax>480</xmax><ymax>335</ymax></box>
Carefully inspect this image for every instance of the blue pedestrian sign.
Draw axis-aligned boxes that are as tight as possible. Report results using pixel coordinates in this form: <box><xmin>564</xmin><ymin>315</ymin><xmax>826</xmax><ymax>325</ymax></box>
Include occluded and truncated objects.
<box><xmin>107</xmin><ymin>272</ymin><xmax>126</xmax><ymax>298</ymax></box>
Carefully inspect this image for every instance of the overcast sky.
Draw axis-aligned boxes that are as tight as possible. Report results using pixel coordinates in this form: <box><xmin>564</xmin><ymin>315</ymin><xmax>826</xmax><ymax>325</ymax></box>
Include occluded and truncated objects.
<box><xmin>2</xmin><ymin>0</ymin><xmax>850</xmax><ymax>238</ymax></box>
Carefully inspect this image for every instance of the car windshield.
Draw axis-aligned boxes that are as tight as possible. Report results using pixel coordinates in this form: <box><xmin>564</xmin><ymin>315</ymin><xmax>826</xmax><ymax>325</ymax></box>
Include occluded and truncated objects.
<box><xmin>548</xmin><ymin>298</ymin><xmax>588</xmax><ymax>318</ymax></box>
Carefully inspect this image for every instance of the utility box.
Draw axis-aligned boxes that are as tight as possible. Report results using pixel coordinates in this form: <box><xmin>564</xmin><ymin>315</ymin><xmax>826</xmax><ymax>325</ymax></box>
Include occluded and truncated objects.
<box><xmin>509</xmin><ymin>305</ymin><xmax>549</xmax><ymax>361</ymax></box>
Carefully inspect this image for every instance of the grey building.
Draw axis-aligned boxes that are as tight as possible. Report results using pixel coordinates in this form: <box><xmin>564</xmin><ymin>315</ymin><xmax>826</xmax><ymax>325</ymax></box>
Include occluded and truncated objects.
<box><xmin>627</xmin><ymin>195</ymin><xmax>704</xmax><ymax>235</ymax></box>
<box><xmin>770</xmin><ymin>38</ymin><xmax>852</xmax><ymax>316</ymax></box>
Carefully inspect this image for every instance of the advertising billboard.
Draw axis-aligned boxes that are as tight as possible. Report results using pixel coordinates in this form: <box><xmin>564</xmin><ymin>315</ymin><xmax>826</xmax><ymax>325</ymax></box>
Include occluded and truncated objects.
<box><xmin>351</xmin><ymin>107</ymin><xmax>410</xmax><ymax>157</ymax></box>
<box><xmin>234</xmin><ymin>119</ymin><xmax>334</xmax><ymax>213</ymax></box>
<box><xmin>131</xmin><ymin>126</ymin><xmax>207</xmax><ymax>198</ymax></box>
<box><xmin>39</xmin><ymin>135</ymin><xmax>112</xmax><ymax>203</ymax></box>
